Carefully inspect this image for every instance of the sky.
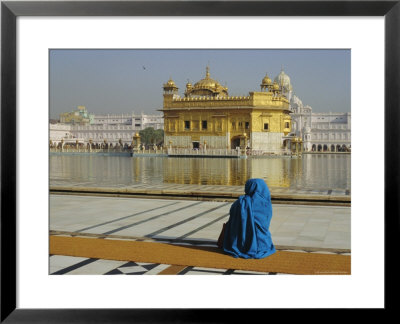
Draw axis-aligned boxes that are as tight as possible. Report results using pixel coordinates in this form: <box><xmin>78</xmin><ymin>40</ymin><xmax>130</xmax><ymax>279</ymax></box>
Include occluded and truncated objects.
<box><xmin>49</xmin><ymin>49</ymin><xmax>350</xmax><ymax>119</ymax></box>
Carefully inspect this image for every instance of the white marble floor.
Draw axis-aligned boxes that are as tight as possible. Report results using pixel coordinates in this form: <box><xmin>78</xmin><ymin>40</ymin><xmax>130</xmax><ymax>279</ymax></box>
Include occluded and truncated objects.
<box><xmin>50</xmin><ymin>195</ymin><xmax>351</xmax><ymax>251</ymax></box>
<box><xmin>49</xmin><ymin>194</ymin><xmax>350</xmax><ymax>275</ymax></box>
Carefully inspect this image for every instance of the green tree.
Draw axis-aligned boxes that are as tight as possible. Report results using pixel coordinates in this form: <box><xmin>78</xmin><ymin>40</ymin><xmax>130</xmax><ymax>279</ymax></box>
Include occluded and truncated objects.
<box><xmin>139</xmin><ymin>127</ymin><xmax>164</xmax><ymax>146</ymax></box>
<box><xmin>154</xmin><ymin>128</ymin><xmax>164</xmax><ymax>145</ymax></box>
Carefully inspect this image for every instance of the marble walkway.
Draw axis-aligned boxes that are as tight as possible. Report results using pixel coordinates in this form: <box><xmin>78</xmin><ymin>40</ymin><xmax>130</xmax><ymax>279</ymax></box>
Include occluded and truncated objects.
<box><xmin>49</xmin><ymin>194</ymin><xmax>350</xmax><ymax>275</ymax></box>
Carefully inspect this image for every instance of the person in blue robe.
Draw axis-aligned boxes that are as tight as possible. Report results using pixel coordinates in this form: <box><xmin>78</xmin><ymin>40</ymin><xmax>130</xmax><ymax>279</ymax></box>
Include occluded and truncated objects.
<box><xmin>220</xmin><ymin>178</ymin><xmax>276</xmax><ymax>259</ymax></box>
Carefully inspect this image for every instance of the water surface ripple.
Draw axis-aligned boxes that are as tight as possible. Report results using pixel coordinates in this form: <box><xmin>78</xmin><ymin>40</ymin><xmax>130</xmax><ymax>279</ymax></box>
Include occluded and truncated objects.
<box><xmin>50</xmin><ymin>154</ymin><xmax>350</xmax><ymax>191</ymax></box>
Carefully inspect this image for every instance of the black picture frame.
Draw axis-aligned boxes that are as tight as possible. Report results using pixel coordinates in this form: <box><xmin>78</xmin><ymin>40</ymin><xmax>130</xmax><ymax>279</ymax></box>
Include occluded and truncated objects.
<box><xmin>1</xmin><ymin>0</ymin><xmax>398</xmax><ymax>322</ymax></box>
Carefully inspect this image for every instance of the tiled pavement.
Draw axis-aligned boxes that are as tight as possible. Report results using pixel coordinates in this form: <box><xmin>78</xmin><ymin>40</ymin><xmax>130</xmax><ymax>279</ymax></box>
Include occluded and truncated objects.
<box><xmin>49</xmin><ymin>255</ymin><xmax>286</xmax><ymax>275</ymax></box>
<box><xmin>50</xmin><ymin>194</ymin><xmax>350</xmax><ymax>275</ymax></box>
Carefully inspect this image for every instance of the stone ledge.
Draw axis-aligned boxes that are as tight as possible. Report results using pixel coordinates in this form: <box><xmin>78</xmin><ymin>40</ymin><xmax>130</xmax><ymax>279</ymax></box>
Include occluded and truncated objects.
<box><xmin>49</xmin><ymin>185</ymin><xmax>351</xmax><ymax>204</ymax></box>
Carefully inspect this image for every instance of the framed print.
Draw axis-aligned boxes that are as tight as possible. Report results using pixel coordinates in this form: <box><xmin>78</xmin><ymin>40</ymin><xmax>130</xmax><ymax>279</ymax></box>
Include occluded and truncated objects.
<box><xmin>1</xmin><ymin>0</ymin><xmax>399</xmax><ymax>322</ymax></box>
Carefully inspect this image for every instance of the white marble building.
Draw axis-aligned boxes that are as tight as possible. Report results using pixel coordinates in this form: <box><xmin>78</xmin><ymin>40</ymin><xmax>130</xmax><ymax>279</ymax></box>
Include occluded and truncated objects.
<box><xmin>70</xmin><ymin>123</ymin><xmax>137</xmax><ymax>147</ymax></box>
<box><xmin>91</xmin><ymin>112</ymin><xmax>163</xmax><ymax>130</ymax></box>
<box><xmin>49</xmin><ymin>123</ymin><xmax>72</xmax><ymax>142</ymax></box>
<box><xmin>49</xmin><ymin>123</ymin><xmax>84</xmax><ymax>147</ymax></box>
<box><xmin>307</xmin><ymin>112</ymin><xmax>351</xmax><ymax>152</ymax></box>
<box><xmin>277</xmin><ymin>69</ymin><xmax>351</xmax><ymax>152</ymax></box>
<box><xmin>50</xmin><ymin>112</ymin><xmax>163</xmax><ymax>147</ymax></box>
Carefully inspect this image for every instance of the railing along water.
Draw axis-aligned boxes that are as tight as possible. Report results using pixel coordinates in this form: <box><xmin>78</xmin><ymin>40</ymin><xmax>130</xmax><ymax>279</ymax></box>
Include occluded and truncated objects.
<box><xmin>49</xmin><ymin>147</ymin><xmax>294</xmax><ymax>156</ymax></box>
<box><xmin>167</xmin><ymin>148</ymin><xmax>241</xmax><ymax>157</ymax></box>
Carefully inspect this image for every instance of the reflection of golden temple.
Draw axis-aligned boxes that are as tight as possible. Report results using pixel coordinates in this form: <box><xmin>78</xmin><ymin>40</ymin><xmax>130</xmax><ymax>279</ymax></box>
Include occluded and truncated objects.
<box><xmin>160</xmin><ymin>67</ymin><xmax>292</xmax><ymax>154</ymax></box>
<box><xmin>162</xmin><ymin>157</ymin><xmax>292</xmax><ymax>187</ymax></box>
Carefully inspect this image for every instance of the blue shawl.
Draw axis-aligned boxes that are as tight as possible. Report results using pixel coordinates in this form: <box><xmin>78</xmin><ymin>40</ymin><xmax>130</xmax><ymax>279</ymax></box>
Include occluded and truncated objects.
<box><xmin>223</xmin><ymin>178</ymin><xmax>276</xmax><ymax>259</ymax></box>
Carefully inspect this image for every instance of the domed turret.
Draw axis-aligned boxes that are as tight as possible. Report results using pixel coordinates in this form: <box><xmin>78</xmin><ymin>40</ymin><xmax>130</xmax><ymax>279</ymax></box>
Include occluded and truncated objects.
<box><xmin>274</xmin><ymin>68</ymin><xmax>293</xmax><ymax>93</ymax></box>
<box><xmin>270</xmin><ymin>81</ymin><xmax>282</xmax><ymax>96</ymax></box>
<box><xmin>163</xmin><ymin>77</ymin><xmax>179</xmax><ymax>95</ymax></box>
<box><xmin>184</xmin><ymin>80</ymin><xmax>193</xmax><ymax>97</ymax></box>
<box><xmin>185</xmin><ymin>66</ymin><xmax>228</xmax><ymax>98</ymax></box>
<box><xmin>260</xmin><ymin>73</ymin><xmax>272</xmax><ymax>92</ymax></box>
<box><xmin>262</xmin><ymin>74</ymin><xmax>272</xmax><ymax>85</ymax></box>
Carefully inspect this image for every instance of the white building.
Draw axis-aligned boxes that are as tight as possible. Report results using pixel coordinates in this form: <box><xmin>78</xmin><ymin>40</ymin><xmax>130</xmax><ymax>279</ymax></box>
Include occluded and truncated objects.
<box><xmin>91</xmin><ymin>112</ymin><xmax>163</xmax><ymax>130</ymax></box>
<box><xmin>51</xmin><ymin>112</ymin><xmax>164</xmax><ymax>147</ymax></box>
<box><xmin>70</xmin><ymin>123</ymin><xmax>136</xmax><ymax>147</ymax></box>
<box><xmin>306</xmin><ymin>111</ymin><xmax>351</xmax><ymax>152</ymax></box>
<box><xmin>276</xmin><ymin>69</ymin><xmax>351</xmax><ymax>152</ymax></box>
<box><xmin>49</xmin><ymin>123</ymin><xmax>85</xmax><ymax>147</ymax></box>
<box><xmin>140</xmin><ymin>114</ymin><xmax>163</xmax><ymax>130</ymax></box>
<box><xmin>49</xmin><ymin>123</ymin><xmax>71</xmax><ymax>143</ymax></box>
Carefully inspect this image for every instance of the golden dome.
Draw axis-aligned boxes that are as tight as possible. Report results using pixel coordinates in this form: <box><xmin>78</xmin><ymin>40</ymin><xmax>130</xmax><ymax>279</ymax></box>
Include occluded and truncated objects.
<box><xmin>194</xmin><ymin>67</ymin><xmax>219</xmax><ymax>88</ymax></box>
<box><xmin>272</xmin><ymin>81</ymin><xmax>280</xmax><ymax>90</ymax></box>
<box><xmin>165</xmin><ymin>78</ymin><xmax>176</xmax><ymax>87</ymax></box>
<box><xmin>186</xmin><ymin>66</ymin><xmax>228</xmax><ymax>97</ymax></box>
<box><xmin>163</xmin><ymin>77</ymin><xmax>179</xmax><ymax>92</ymax></box>
<box><xmin>261</xmin><ymin>73</ymin><xmax>272</xmax><ymax>85</ymax></box>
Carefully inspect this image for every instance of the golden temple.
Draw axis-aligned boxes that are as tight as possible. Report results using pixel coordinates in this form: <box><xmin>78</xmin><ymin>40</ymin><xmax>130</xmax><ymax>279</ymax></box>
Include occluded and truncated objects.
<box><xmin>160</xmin><ymin>66</ymin><xmax>292</xmax><ymax>154</ymax></box>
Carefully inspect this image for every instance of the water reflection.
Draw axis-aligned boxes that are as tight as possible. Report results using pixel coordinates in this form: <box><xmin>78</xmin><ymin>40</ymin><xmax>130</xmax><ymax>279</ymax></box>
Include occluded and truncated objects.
<box><xmin>49</xmin><ymin>154</ymin><xmax>350</xmax><ymax>190</ymax></box>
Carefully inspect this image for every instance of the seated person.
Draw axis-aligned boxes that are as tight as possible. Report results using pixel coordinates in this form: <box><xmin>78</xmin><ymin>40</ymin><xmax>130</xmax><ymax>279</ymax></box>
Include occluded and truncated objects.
<box><xmin>218</xmin><ymin>178</ymin><xmax>276</xmax><ymax>259</ymax></box>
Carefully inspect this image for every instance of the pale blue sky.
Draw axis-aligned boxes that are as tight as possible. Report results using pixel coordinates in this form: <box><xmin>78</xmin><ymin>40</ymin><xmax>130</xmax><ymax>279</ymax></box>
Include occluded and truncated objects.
<box><xmin>49</xmin><ymin>49</ymin><xmax>350</xmax><ymax>119</ymax></box>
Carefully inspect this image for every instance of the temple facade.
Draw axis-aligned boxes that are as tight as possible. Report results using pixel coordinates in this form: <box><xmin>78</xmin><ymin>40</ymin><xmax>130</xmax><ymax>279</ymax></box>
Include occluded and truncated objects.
<box><xmin>161</xmin><ymin>67</ymin><xmax>293</xmax><ymax>154</ymax></box>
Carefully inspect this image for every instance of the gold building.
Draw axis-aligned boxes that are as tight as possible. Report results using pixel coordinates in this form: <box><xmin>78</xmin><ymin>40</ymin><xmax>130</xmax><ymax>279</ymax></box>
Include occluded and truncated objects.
<box><xmin>59</xmin><ymin>106</ymin><xmax>93</xmax><ymax>125</ymax></box>
<box><xmin>161</xmin><ymin>67</ymin><xmax>292</xmax><ymax>153</ymax></box>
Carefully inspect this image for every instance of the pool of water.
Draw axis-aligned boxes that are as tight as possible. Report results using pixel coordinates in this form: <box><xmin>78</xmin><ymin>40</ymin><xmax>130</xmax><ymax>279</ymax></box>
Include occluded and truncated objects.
<box><xmin>49</xmin><ymin>154</ymin><xmax>350</xmax><ymax>190</ymax></box>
